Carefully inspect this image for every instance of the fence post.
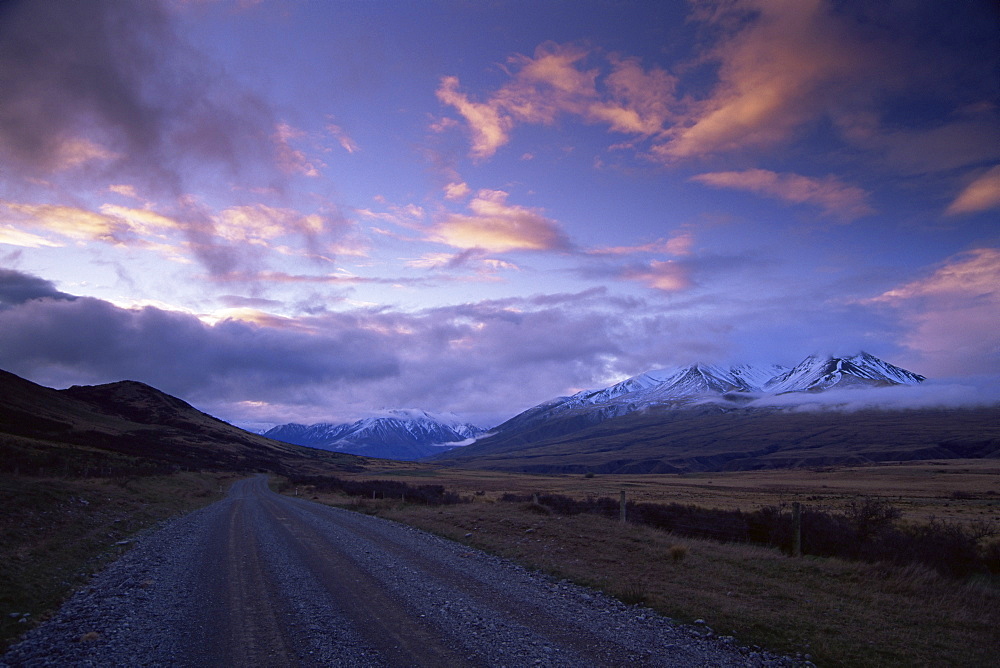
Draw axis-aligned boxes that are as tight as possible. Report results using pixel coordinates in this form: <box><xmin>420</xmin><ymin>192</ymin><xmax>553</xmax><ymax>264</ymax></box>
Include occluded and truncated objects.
<box><xmin>620</xmin><ymin>490</ymin><xmax>626</xmax><ymax>524</ymax></box>
<box><xmin>792</xmin><ymin>501</ymin><xmax>802</xmax><ymax>557</ymax></box>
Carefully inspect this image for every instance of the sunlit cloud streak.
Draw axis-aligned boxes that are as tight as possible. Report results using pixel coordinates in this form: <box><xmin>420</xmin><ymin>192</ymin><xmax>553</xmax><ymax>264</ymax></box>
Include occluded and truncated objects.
<box><xmin>588</xmin><ymin>232</ymin><xmax>695</xmax><ymax>257</ymax></box>
<box><xmin>436</xmin><ymin>42</ymin><xmax>676</xmax><ymax>160</ymax></box>
<box><xmin>430</xmin><ymin>189</ymin><xmax>571</xmax><ymax>253</ymax></box>
<box><xmin>866</xmin><ymin>248</ymin><xmax>1000</xmax><ymax>376</ymax></box>
<box><xmin>690</xmin><ymin>169</ymin><xmax>873</xmax><ymax>219</ymax></box>
<box><xmin>946</xmin><ymin>166</ymin><xmax>1000</xmax><ymax>216</ymax></box>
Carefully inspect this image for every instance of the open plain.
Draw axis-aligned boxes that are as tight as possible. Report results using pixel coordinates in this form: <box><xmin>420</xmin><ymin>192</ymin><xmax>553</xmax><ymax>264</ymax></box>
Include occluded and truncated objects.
<box><xmin>296</xmin><ymin>460</ymin><xmax>1000</xmax><ymax>667</ymax></box>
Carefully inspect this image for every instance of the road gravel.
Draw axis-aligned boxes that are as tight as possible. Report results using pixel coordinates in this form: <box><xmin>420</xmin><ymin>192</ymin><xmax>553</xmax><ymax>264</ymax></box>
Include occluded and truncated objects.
<box><xmin>3</xmin><ymin>475</ymin><xmax>803</xmax><ymax>666</ymax></box>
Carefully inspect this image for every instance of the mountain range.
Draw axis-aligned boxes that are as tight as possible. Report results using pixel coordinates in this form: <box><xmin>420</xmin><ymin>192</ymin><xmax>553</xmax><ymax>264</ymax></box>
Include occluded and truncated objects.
<box><xmin>486</xmin><ymin>352</ymin><xmax>927</xmax><ymax>437</ymax></box>
<box><xmin>430</xmin><ymin>353</ymin><xmax>999</xmax><ymax>473</ymax></box>
<box><xmin>262</xmin><ymin>410</ymin><xmax>486</xmax><ymax>460</ymax></box>
<box><xmin>3</xmin><ymin>350</ymin><xmax>996</xmax><ymax>476</ymax></box>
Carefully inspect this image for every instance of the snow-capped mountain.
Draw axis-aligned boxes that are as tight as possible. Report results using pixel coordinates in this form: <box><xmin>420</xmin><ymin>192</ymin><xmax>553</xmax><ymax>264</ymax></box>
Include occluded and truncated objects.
<box><xmin>489</xmin><ymin>353</ymin><xmax>924</xmax><ymax>437</ymax></box>
<box><xmin>763</xmin><ymin>352</ymin><xmax>925</xmax><ymax>393</ymax></box>
<box><xmin>264</xmin><ymin>409</ymin><xmax>486</xmax><ymax>461</ymax></box>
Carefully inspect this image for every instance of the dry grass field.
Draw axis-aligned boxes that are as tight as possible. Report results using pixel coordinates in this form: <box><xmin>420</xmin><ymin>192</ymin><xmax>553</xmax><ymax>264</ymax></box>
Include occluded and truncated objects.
<box><xmin>295</xmin><ymin>460</ymin><xmax>1000</xmax><ymax>667</ymax></box>
<box><xmin>340</xmin><ymin>458</ymin><xmax>1000</xmax><ymax>526</ymax></box>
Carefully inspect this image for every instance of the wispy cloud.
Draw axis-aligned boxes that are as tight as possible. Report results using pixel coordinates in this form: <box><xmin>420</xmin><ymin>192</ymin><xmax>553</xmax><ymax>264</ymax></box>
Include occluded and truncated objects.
<box><xmin>324</xmin><ymin>120</ymin><xmax>359</xmax><ymax>154</ymax></box>
<box><xmin>620</xmin><ymin>260</ymin><xmax>693</xmax><ymax>292</ymax></box>
<box><xmin>690</xmin><ymin>169</ymin><xmax>874</xmax><ymax>219</ymax></box>
<box><xmin>436</xmin><ymin>42</ymin><xmax>676</xmax><ymax>160</ymax></box>
<box><xmin>866</xmin><ymin>248</ymin><xmax>1000</xmax><ymax>376</ymax></box>
<box><xmin>590</xmin><ymin>231</ymin><xmax>695</xmax><ymax>257</ymax></box>
<box><xmin>657</xmin><ymin>0</ymin><xmax>869</xmax><ymax>160</ymax></box>
<box><xmin>274</xmin><ymin>123</ymin><xmax>322</xmax><ymax>177</ymax></box>
<box><xmin>945</xmin><ymin>165</ymin><xmax>1000</xmax><ymax>216</ymax></box>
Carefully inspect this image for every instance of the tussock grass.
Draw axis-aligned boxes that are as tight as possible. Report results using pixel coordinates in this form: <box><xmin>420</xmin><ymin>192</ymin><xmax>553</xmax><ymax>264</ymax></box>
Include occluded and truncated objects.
<box><xmin>318</xmin><ymin>492</ymin><xmax>999</xmax><ymax>667</ymax></box>
<box><xmin>0</xmin><ymin>471</ymin><xmax>232</xmax><ymax>650</ymax></box>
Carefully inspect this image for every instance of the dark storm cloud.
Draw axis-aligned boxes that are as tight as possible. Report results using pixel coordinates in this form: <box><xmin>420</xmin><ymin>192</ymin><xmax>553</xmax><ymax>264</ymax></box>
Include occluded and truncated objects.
<box><xmin>0</xmin><ymin>0</ymin><xmax>274</xmax><ymax>192</ymax></box>
<box><xmin>0</xmin><ymin>268</ymin><xmax>76</xmax><ymax>308</ymax></box>
<box><xmin>0</xmin><ymin>290</ymin><xmax>400</xmax><ymax>402</ymax></box>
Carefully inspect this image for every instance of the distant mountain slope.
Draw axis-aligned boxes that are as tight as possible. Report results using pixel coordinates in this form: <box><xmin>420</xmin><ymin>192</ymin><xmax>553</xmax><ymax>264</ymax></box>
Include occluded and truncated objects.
<box><xmin>265</xmin><ymin>410</ymin><xmax>486</xmax><ymax>460</ymax></box>
<box><xmin>481</xmin><ymin>353</ymin><xmax>925</xmax><ymax>442</ymax></box>
<box><xmin>429</xmin><ymin>353</ymin><xmax>995</xmax><ymax>473</ymax></box>
<box><xmin>0</xmin><ymin>369</ymin><xmax>369</xmax><ymax>477</ymax></box>
<box><xmin>435</xmin><ymin>404</ymin><xmax>1000</xmax><ymax>474</ymax></box>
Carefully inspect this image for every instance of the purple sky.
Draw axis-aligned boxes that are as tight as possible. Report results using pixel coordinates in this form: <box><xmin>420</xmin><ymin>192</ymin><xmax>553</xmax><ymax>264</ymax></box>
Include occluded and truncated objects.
<box><xmin>1</xmin><ymin>0</ymin><xmax>997</xmax><ymax>428</ymax></box>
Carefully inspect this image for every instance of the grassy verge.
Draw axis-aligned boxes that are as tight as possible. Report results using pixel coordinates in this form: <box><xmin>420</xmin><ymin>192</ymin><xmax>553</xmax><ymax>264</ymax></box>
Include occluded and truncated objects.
<box><xmin>0</xmin><ymin>471</ymin><xmax>234</xmax><ymax>651</ymax></box>
<box><xmin>310</xmin><ymin>492</ymin><xmax>998</xmax><ymax>667</ymax></box>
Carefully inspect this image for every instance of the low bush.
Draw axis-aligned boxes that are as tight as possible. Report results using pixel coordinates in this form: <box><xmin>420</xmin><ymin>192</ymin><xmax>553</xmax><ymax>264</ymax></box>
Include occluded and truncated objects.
<box><xmin>285</xmin><ymin>474</ymin><xmax>467</xmax><ymax>505</ymax></box>
<box><xmin>496</xmin><ymin>492</ymin><xmax>996</xmax><ymax>578</ymax></box>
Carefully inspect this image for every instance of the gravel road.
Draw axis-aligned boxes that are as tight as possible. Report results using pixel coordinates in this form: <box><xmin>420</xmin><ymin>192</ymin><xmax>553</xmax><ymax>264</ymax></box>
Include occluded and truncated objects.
<box><xmin>3</xmin><ymin>475</ymin><xmax>802</xmax><ymax>667</ymax></box>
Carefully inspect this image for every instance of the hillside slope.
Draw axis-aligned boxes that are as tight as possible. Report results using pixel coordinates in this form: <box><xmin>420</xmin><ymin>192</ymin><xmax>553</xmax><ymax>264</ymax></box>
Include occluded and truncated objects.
<box><xmin>0</xmin><ymin>370</ymin><xmax>369</xmax><ymax>476</ymax></box>
<box><xmin>436</xmin><ymin>404</ymin><xmax>1000</xmax><ymax>473</ymax></box>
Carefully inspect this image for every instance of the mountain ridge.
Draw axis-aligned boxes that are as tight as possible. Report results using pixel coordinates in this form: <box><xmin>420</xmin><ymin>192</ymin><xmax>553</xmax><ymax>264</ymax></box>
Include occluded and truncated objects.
<box><xmin>264</xmin><ymin>409</ymin><xmax>487</xmax><ymax>461</ymax></box>
<box><xmin>427</xmin><ymin>352</ymin><xmax>997</xmax><ymax>473</ymax></box>
<box><xmin>488</xmin><ymin>353</ymin><xmax>926</xmax><ymax>440</ymax></box>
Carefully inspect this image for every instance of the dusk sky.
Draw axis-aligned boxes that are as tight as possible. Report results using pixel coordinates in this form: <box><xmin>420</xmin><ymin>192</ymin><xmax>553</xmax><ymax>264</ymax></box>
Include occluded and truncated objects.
<box><xmin>1</xmin><ymin>0</ymin><xmax>998</xmax><ymax>429</ymax></box>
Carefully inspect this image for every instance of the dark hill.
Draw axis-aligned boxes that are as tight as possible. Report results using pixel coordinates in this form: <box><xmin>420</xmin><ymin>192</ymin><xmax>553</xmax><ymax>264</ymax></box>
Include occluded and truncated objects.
<box><xmin>434</xmin><ymin>404</ymin><xmax>1000</xmax><ymax>473</ymax></box>
<box><xmin>0</xmin><ymin>370</ymin><xmax>369</xmax><ymax>477</ymax></box>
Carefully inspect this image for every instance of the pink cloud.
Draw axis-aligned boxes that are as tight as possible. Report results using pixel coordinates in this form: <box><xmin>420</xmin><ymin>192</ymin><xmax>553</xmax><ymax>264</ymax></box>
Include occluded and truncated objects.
<box><xmin>430</xmin><ymin>189</ymin><xmax>570</xmax><ymax>253</ymax></box>
<box><xmin>435</xmin><ymin>76</ymin><xmax>512</xmax><ymax>160</ymax></box>
<box><xmin>324</xmin><ymin>121</ymin><xmax>359</xmax><ymax>154</ymax></box>
<box><xmin>868</xmin><ymin>248</ymin><xmax>1000</xmax><ymax>376</ymax></box>
<box><xmin>589</xmin><ymin>231</ymin><xmax>695</xmax><ymax>257</ymax></box>
<box><xmin>690</xmin><ymin>169</ymin><xmax>873</xmax><ymax>219</ymax></box>
<box><xmin>622</xmin><ymin>260</ymin><xmax>693</xmax><ymax>292</ymax></box>
<box><xmin>945</xmin><ymin>165</ymin><xmax>1000</xmax><ymax>216</ymax></box>
<box><xmin>436</xmin><ymin>42</ymin><xmax>676</xmax><ymax>160</ymax></box>
<box><xmin>274</xmin><ymin>123</ymin><xmax>322</xmax><ymax>177</ymax></box>
<box><xmin>656</xmin><ymin>0</ymin><xmax>870</xmax><ymax>160</ymax></box>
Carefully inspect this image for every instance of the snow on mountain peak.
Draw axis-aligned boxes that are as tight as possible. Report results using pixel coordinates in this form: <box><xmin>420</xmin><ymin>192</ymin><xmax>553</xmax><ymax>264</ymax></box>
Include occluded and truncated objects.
<box><xmin>538</xmin><ymin>353</ymin><xmax>923</xmax><ymax>422</ymax></box>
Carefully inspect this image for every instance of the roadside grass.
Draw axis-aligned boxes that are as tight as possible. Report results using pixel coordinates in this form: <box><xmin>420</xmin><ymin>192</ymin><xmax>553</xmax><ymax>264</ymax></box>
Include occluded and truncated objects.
<box><xmin>311</xmin><ymin>491</ymin><xmax>999</xmax><ymax>667</ymax></box>
<box><xmin>337</xmin><ymin>459</ymin><xmax>1000</xmax><ymax>528</ymax></box>
<box><xmin>0</xmin><ymin>471</ymin><xmax>233</xmax><ymax>651</ymax></box>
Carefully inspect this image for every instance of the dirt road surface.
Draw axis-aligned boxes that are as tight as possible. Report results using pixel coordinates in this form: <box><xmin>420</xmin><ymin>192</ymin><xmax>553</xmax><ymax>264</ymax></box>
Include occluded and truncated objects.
<box><xmin>3</xmin><ymin>475</ymin><xmax>796</xmax><ymax>666</ymax></box>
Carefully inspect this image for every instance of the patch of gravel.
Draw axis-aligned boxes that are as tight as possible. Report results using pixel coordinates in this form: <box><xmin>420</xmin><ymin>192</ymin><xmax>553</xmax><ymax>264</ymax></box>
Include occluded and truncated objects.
<box><xmin>3</xmin><ymin>481</ymin><xmax>813</xmax><ymax>667</ymax></box>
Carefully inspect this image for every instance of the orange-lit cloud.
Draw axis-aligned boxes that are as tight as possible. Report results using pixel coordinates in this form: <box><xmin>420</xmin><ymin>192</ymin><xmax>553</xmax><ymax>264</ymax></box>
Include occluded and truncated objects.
<box><xmin>945</xmin><ymin>165</ymin><xmax>1000</xmax><ymax>216</ymax></box>
<box><xmin>2</xmin><ymin>202</ymin><xmax>123</xmax><ymax>242</ymax></box>
<box><xmin>98</xmin><ymin>204</ymin><xmax>180</xmax><ymax>235</ymax></box>
<box><xmin>214</xmin><ymin>204</ymin><xmax>325</xmax><ymax>244</ymax></box>
<box><xmin>868</xmin><ymin>248</ymin><xmax>1000</xmax><ymax>375</ymax></box>
<box><xmin>656</xmin><ymin>0</ymin><xmax>867</xmax><ymax>160</ymax></box>
<box><xmin>436</xmin><ymin>76</ymin><xmax>512</xmax><ymax>160</ymax></box>
<box><xmin>691</xmin><ymin>169</ymin><xmax>873</xmax><ymax>219</ymax></box>
<box><xmin>430</xmin><ymin>189</ymin><xmax>570</xmax><ymax>253</ymax></box>
<box><xmin>437</xmin><ymin>43</ymin><xmax>675</xmax><ymax>159</ymax></box>
<box><xmin>589</xmin><ymin>55</ymin><xmax>677</xmax><ymax>134</ymax></box>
